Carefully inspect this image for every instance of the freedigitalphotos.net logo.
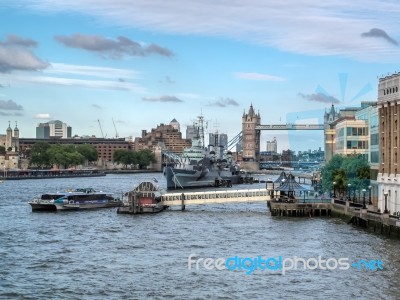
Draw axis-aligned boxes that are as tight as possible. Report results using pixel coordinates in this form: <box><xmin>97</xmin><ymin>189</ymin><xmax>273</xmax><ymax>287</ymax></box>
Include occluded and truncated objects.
<box><xmin>187</xmin><ymin>254</ymin><xmax>384</xmax><ymax>275</ymax></box>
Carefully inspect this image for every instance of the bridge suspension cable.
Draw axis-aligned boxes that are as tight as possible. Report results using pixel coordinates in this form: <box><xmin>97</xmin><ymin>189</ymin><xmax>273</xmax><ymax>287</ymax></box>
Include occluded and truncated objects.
<box><xmin>225</xmin><ymin>131</ymin><xmax>242</xmax><ymax>151</ymax></box>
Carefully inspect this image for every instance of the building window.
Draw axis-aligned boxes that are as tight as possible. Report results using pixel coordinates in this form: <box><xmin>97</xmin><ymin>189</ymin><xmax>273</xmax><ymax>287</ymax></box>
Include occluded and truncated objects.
<box><xmin>371</xmin><ymin>151</ymin><xmax>379</xmax><ymax>163</ymax></box>
<box><xmin>371</xmin><ymin>133</ymin><xmax>379</xmax><ymax>146</ymax></box>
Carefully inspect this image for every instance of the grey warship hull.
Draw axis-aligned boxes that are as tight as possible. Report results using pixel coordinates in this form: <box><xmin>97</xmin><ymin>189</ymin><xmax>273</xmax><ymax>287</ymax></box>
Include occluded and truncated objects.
<box><xmin>164</xmin><ymin>166</ymin><xmax>242</xmax><ymax>189</ymax></box>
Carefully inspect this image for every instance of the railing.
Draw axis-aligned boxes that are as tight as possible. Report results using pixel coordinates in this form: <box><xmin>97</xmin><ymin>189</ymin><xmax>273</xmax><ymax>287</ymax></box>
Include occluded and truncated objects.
<box><xmin>367</xmin><ymin>210</ymin><xmax>381</xmax><ymax>215</ymax></box>
<box><xmin>299</xmin><ymin>198</ymin><xmax>332</xmax><ymax>204</ymax></box>
<box><xmin>273</xmin><ymin>198</ymin><xmax>331</xmax><ymax>204</ymax></box>
<box><xmin>255</xmin><ymin>124</ymin><xmax>325</xmax><ymax>130</ymax></box>
<box><xmin>349</xmin><ymin>202</ymin><xmax>364</xmax><ymax>208</ymax></box>
<box><xmin>334</xmin><ymin>199</ymin><xmax>346</xmax><ymax>205</ymax></box>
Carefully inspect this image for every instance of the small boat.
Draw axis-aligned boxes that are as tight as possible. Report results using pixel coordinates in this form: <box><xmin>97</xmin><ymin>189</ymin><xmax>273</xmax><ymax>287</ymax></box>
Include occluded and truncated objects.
<box><xmin>117</xmin><ymin>181</ymin><xmax>168</xmax><ymax>214</ymax></box>
<box><xmin>28</xmin><ymin>188</ymin><xmax>122</xmax><ymax>212</ymax></box>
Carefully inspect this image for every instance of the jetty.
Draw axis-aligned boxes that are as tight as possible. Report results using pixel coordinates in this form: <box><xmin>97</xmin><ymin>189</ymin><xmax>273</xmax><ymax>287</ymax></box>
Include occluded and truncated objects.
<box><xmin>118</xmin><ymin>172</ymin><xmax>329</xmax><ymax>214</ymax></box>
<box><xmin>0</xmin><ymin>168</ymin><xmax>105</xmax><ymax>180</ymax></box>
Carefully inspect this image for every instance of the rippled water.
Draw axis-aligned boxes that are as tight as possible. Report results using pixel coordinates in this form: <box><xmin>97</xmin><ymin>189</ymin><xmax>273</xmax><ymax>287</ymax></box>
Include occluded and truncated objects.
<box><xmin>1</xmin><ymin>173</ymin><xmax>400</xmax><ymax>299</ymax></box>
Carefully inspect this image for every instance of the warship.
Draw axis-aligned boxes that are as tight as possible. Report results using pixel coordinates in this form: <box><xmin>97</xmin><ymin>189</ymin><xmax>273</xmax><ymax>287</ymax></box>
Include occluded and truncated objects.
<box><xmin>163</xmin><ymin>115</ymin><xmax>242</xmax><ymax>189</ymax></box>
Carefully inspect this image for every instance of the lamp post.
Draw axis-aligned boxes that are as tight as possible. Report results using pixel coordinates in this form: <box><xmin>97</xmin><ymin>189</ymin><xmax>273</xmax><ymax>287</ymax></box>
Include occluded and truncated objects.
<box><xmin>362</xmin><ymin>189</ymin><xmax>366</xmax><ymax>209</ymax></box>
<box><xmin>333</xmin><ymin>181</ymin><xmax>336</xmax><ymax>198</ymax></box>
<box><xmin>347</xmin><ymin>183</ymin><xmax>351</xmax><ymax>201</ymax></box>
<box><xmin>384</xmin><ymin>192</ymin><xmax>389</xmax><ymax>214</ymax></box>
<box><xmin>368</xmin><ymin>185</ymin><xmax>372</xmax><ymax>205</ymax></box>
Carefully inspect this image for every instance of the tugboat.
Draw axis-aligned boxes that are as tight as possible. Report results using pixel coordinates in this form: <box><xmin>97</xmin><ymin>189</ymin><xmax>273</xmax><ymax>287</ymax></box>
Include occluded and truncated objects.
<box><xmin>163</xmin><ymin>115</ymin><xmax>242</xmax><ymax>189</ymax></box>
<box><xmin>117</xmin><ymin>181</ymin><xmax>168</xmax><ymax>214</ymax></box>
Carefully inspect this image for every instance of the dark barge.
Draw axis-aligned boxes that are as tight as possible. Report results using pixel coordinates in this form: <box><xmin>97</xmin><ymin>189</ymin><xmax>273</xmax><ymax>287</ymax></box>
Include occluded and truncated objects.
<box><xmin>0</xmin><ymin>169</ymin><xmax>106</xmax><ymax>180</ymax></box>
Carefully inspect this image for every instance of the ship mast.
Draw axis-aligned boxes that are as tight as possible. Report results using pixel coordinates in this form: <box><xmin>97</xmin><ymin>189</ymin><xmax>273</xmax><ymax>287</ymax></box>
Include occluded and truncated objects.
<box><xmin>197</xmin><ymin>115</ymin><xmax>206</xmax><ymax>148</ymax></box>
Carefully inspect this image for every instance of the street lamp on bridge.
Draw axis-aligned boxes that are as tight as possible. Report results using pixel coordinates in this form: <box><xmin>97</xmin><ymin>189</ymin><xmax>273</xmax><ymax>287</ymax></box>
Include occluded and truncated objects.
<box><xmin>384</xmin><ymin>191</ymin><xmax>389</xmax><ymax>214</ymax></box>
<box><xmin>333</xmin><ymin>181</ymin><xmax>336</xmax><ymax>198</ymax></box>
<box><xmin>368</xmin><ymin>185</ymin><xmax>372</xmax><ymax>205</ymax></box>
<box><xmin>362</xmin><ymin>189</ymin><xmax>366</xmax><ymax>209</ymax></box>
<box><xmin>347</xmin><ymin>183</ymin><xmax>351</xmax><ymax>201</ymax></box>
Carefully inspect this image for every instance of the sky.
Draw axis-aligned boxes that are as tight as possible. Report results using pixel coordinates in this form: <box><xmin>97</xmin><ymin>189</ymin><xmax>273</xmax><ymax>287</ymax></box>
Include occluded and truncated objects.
<box><xmin>1</xmin><ymin>1</ymin><xmax>400</xmax><ymax>152</ymax></box>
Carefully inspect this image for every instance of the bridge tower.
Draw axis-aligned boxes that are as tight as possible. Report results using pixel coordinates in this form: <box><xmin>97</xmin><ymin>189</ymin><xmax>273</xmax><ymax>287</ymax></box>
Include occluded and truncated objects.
<box><xmin>324</xmin><ymin>104</ymin><xmax>341</xmax><ymax>162</ymax></box>
<box><xmin>241</xmin><ymin>104</ymin><xmax>261</xmax><ymax>171</ymax></box>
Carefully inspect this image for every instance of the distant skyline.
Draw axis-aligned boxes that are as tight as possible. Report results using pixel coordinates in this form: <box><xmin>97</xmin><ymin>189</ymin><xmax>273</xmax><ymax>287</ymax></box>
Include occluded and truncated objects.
<box><xmin>1</xmin><ymin>1</ymin><xmax>399</xmax><ymax>151</ymax></box>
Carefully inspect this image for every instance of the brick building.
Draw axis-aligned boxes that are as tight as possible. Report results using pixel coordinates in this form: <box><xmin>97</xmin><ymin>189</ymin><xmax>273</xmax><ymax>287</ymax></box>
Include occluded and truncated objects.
<box><xmin>134</xmin><ymin>120</ymin><xmax>191</xmax><ymax>154</ymax></box>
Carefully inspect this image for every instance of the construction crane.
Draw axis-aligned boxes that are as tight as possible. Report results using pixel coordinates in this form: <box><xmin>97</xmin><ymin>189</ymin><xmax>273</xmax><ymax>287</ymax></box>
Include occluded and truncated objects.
<box><xmin>112</xmin><ymin>118</ymin><xmax>119</xmax><ymax>138</ymax></box>
<box><xmin>97</xmin><ymin>119</ymin><xmax>105</xmax><ymax>138</ymax></box>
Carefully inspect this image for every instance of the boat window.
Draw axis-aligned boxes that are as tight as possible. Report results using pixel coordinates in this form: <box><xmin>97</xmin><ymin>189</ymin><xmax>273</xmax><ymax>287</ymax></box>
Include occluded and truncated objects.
<box><xmin>41</xmin><ymin>194</ymin><xmax>64</xmax><ymax>200</ymax></box>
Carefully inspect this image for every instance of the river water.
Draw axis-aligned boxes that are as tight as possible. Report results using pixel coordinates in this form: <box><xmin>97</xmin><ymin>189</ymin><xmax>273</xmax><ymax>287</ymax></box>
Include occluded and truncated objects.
<box><xmin>0</xmin><ymin>173</ymin><xmax>399</xmax><ymax>299</ymax></box>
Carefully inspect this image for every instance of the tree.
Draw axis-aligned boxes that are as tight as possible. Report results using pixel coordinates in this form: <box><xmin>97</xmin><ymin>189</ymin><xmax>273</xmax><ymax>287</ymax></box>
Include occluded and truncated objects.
<box><xmin>76</xmin><ymin>144</ymin><xmax>98</xmax><ymax>164</ymax></box>
<box><xmin>47</xmin><ymin>144</ymin><xmax>85</xmax><ymax>169</ymax></box>
<box><xmin>321</xmin><ymin>154</ymin><xmax>344</xmax><ymax>192</ymax></box>
<box><xmin>114</xmin><ymin>149</ymin><xmax>137</xmax><ymax>169</ymax></box>
<box><xmin>29</xmin><ymin>142</ymin><xmax>51</xmax><ymax>168</ymax></box>
<box><xmin>137</xmin><ymin>149</ymin><xmax>156</xmax><ymax>169</ymax></box>
<box><xmin>0</xmin><ymin>146</ymin><xmax>5</xmax><ymax>154</ymax></box>
<box><xmin>29</xmin><ymin>143</ymin><xmax>87</xmax><ymax>169</ymax></box>
<box><xmin>322</xmin><ymin>154</ymin><xmax>371</xmax><ymax>197</ymax></box>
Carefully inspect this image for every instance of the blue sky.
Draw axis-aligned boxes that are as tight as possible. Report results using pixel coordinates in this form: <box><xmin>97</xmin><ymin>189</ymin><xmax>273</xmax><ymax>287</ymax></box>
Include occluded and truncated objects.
<box><xmin>0</xmin><ymin>1</ymin><xmax>399</xmax><ymax>152</ymax></box>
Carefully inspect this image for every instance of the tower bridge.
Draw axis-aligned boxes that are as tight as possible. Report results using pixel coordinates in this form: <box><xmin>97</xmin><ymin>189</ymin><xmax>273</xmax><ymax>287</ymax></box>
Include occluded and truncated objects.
<box><xmin>240</xmin><ymin>104</ymin><xmax>325</xmax><ymax>171</ymax></box>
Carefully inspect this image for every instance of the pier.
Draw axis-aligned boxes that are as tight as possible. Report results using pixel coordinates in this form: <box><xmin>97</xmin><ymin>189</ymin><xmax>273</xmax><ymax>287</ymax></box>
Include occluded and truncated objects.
<box><xmin>161</xmin><ymin>188</ymin><xmax>272</xmax><ymax>210</ymax></box>
<box><xmin>118</xmin><ymin>179</ymin><xmax>333</xmax><ymax>213</ymax></box>
<box><xmin>269</xmin><ymin>200</ymin><xmax>331</xmax><ymax>217</ymax></box>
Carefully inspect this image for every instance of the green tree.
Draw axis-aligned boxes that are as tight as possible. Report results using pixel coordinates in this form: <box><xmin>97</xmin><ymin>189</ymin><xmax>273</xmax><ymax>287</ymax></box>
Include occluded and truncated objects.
<box><xmin>322</xmin><ymin>154</ymin><xmax>371</xmax><ymax>197</ymax></box>
<box><xmin>137</xmin><ymin>149</ymin><xmax>156</xmax><ymax>169</ymax></box>
<box><xmin>76</xmin><ymin>144</ymin><xmax>98</xmax><ymax>164</ymax></box>
<box><xmin>321</xmin><ymin>154</ymin><xmax>344</xmax><ymax>192</ymax></box>
<box><xmin>29</xmin><ymin>142</ymin><xmax>52</xmax><ymax>168</ymax></box>
<box><xmin>0</xmin><ymin>146</ymin><xmax>5</xmax><ymax>154</ymax></box>
<box><xmin>45</xmin><ymin>144</ymin><xmax>85</xmax><ymax>169</ymax></box>
<box><xmin>114</xmin><ymin>149</ymin><xmax>137</xmax><ymax>169</ymax></box>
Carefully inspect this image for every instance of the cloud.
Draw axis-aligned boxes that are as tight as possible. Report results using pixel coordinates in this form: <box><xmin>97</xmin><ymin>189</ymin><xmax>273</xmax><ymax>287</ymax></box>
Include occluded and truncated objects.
<box><xmin>0</xmin><ymin>69</ymin><xmax>146</xmax><ymax>93</ymax></box>
<box><xmin>142</xmin><ymin>95</ymin><xmax>183</xmax><ymax>103</ymax></box>
<box><xmin>54</xmin><ymin>33</ymin><xmax>174</xmax><ymax>59</ymax></box>
<box><xmin>3</xmin><ymin>35</ymin><xmax>37</xmax><ymax>47</ymax></box>
<box><xmin>0</xmin><ymin>99</ymin><xmax>23</xmax><ymax>110</ymax></box>
<box><xmin>92</xmin><ymin>104</ymin><xmax>102</xmax><ymax>109</ymax></box>
<box><xmin>35</xmin><ymin>113</ymin><xmax>51</xmax><ymax>119</ymax></box>
<box><xmin>19</xmin><ymin>1</ymin><xmax>400</xmax><ymax>61</ymax></box>
<box><xmin>0</xmin><ymin>111</ymin><xmax>23</xmax><ymax>116</ymax></box>
<box><xmin>361</xmin><ymin>28</ymin><xmax>398</xmax><ymax>46</ymax></box>
<box><xmin>46</xmin><ymin>63</ymin><xmax>140</xmax><ymax>79</ymax></box>
<box><xmin>207</xmin><ymin>97</ymin><xmax>240</xmax><ymax>107</ymax></box>
<box><xmin>162</xmin><ymin>76</ymin><xmax>175</xmax><ymax>84</ymax></box>
<box><xmin>118</xmin><ymin>78</ymin><xmax>125</xmax><ymax>82</ymax></box>
<box><xmin>234</xmin><ymin>72</ymin><xmax>285</xmax><ymax>82</ymax></box>
<box><xmin>298</xmin><ymin>93</ymin><xmax>340</xmax><ymax>104</ymax></box>
<box><xmin>0</xmin><ymin>35</ymin><xmax>49</xmax><ymax>72</ymax></box>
